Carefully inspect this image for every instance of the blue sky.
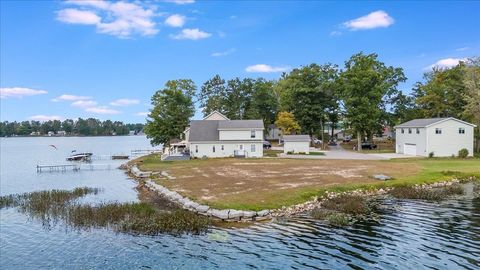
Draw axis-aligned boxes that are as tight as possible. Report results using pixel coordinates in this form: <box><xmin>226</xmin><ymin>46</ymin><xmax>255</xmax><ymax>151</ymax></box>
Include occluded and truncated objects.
<box><xmin>1</xmin><ymin>0</ymin><xmax>479</xmax><ymax>123</ymax></box>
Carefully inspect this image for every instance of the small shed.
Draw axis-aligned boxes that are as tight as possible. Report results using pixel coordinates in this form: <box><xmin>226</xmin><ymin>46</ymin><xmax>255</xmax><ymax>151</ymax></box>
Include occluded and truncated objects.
<box><xmin>283</xmin><ymin>135</ymin><xmax>311</xmax><ymax>154</ymax></box>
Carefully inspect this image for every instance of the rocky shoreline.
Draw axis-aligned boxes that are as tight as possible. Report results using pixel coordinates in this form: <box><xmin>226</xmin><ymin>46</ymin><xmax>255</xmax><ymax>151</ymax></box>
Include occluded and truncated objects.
<box><xmin>122</xmin><ymin>162</ymin><xmax>478</xmax><ymax>222</ymax></box>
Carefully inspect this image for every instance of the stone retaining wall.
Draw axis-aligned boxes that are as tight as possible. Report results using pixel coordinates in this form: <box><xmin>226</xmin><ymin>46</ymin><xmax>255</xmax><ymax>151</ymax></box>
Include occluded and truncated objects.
<box><xmin>129</xmin><ymin>165</ymin><xmax>270</xmax><ymax>221</ymax></box>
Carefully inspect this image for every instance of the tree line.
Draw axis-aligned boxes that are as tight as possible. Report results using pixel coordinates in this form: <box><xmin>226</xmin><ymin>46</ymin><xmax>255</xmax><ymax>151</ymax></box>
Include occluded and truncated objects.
<box><xmin>143</xmin><ymin>52</ymin><xmax>479</xmax><ymax>151</ymax></box>
<box><xmin>0</xmin><ymin>118</ymin><xmax>145</xmax><ymax>137</ymax></box>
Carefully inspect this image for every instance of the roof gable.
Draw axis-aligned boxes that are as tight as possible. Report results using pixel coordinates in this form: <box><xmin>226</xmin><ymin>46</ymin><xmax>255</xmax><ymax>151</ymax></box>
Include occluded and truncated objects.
<box><xmin>203</xmin><ymin>111</ymin><xmax>229</xmax><ymax>121</ymax></box>
<box><xmin>394</xmin><ymin>117</ymin><xmax>476</xmax><ymax>128</ymax></box>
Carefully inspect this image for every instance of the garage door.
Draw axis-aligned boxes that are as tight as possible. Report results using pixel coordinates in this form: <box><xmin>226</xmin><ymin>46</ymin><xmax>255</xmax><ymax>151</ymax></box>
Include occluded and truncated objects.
<box><xmin>404</xmin><ymin>144</ymin><xmax>417</xmax><ymax>155</ymax></box>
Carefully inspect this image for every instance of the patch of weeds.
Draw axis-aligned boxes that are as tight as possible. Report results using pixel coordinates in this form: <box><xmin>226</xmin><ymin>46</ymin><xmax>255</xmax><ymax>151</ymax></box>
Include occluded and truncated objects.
<box><xmin>311</xmin><ymin>194</ymin><xmax>377</xmax><ymax>226</ymax></box>
<box><xmin>389</xmin><ymin>184</ymin><xmax>464</xmax><ymax>201</ymax></box>
<box><xmin>0</xmin><ymin>188</ymin><xmax>210</xmax><ymax>235</ymax></box>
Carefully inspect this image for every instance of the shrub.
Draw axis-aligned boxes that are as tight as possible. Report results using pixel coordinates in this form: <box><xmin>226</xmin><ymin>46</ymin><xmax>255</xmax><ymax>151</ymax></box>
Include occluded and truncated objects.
<box><xmin>389</xmin><ymin>184</ymin><xmax>464</xmax><ymax>201</ymax></box>
<box><xmin>428</xmin><ymin>152</ymin><xmax>435</xmax><ymax>158</ymax></box>
<box><xmin>458</xmin><ymin>148</ymin><xmax>469</xmax><ymax>158</ymax></box>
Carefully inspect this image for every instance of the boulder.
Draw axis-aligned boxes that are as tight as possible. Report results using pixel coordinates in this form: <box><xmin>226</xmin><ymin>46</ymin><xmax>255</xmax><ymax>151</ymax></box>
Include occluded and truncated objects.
<box><xmin>373</xmin><ymin>174</ymin><xmax>391</xmax><ymax>181</ymax></box>
<box><xmin>256</xmin><ymin>210</ymin><xmax>270</xmax><ymax>217</ymax></box>
<box><xmin>207</xmin><ymin>209</ymin><xmax>229</xmax><ymax>219</ymax></box>
<box><xmin>195</xmin><ymin>205</ymin><xmax>210</xmax><ymax>213</ymax></box>
<box><xmin>241</xmin><ymin>211</ymin><xmax>256</xmax><ymax>218</ymax></box>
<box><xmin>228</xmin><ymin>210</ymin><xmax>244</xmax><ymax>219</ymax></box>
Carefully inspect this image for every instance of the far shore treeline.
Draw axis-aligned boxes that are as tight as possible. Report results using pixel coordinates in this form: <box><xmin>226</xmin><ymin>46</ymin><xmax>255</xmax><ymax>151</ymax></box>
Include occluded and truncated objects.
<box><xmin>0</xmin><ymin>118</ymin><xmax>144</xmax><ymax>137</ymax></box>
<box><xmin>144</xmin><ymin>52</ymin><xmax>479</xmax><ymax>151</ymax></box>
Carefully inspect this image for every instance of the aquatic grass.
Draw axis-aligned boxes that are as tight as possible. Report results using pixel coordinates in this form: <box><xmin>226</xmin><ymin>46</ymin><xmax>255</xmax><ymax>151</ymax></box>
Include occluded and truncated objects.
<box><xmin>389</xmin><ymin>184</ymin><xmax>465</xmax><ymax>201</ymax></box>
<box><xmin>0</xmin><ymin>188</ymin><xmax>211</xmax><ymax>235</ymax></box>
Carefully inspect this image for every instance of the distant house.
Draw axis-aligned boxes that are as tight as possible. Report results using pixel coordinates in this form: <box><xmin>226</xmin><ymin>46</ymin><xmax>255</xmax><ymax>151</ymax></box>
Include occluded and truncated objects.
<box><xmin>47</xmin><ymin>131</ymin><xmax>54</xmax><ymax>136</ymax></box>
<box><xmin>266</xmin><ymin>124</ymin><xmax>281</xmax><ymax>140</ymax></box>
<box><xmin>394</xmin><ymin>117</ymin><xmax>476</xmax><ymax>157</ymax></box>
<box><xmin>283</xmin><ymin>135</ymin><xmax>311</xmax><ymax>154</ymax></box>
<box><xmin>183</xmin><ymin>111</ymin><xmax>264</xmax><ymax>158</ymax></box>
<box><xmin>57</xmin><ymin>130</ymin><xmax>66</xmax><ymax>136</ymax></box>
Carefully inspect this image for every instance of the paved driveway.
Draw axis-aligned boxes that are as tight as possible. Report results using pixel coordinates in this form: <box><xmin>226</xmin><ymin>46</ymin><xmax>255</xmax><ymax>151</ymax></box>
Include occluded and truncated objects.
<box><xmin>278</xmin><ymin>145</ymin><xmax>418</xmax><ymax>160</ymax></box>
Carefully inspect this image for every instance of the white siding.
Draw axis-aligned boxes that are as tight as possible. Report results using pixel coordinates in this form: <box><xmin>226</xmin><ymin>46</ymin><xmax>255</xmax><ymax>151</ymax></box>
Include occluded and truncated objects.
<box><xmin>219</xmin><ymin>130</ymin><xmax>263</xmax><ymax>141</ymax></box>
<box><xmin>190</xmin><ymin>142</ymin><xmax>263</xmax><ymax>158</ymax></box>
<box><xmin>426</xmin><ymin>121</ymin><xmax>474</xmax><ymax>157</ymax></box>
<box><xmin>283</xmin><ymin>141</ymin><xmax>310</xmax><ymax>154</ymax></box>
<box><xmin>395</xmin><ymin>127</ymin><xmax>427</xmax><ymax>156</ymax></box>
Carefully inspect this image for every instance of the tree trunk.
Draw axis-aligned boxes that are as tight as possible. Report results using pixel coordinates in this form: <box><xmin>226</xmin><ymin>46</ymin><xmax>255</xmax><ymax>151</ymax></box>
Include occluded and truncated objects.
<box><xmin>357</xmin><ymin>130</ymin><xmax>362</xmax><ymax>152</ymax></box>
<box><xmin>320</xmin><ymin>119</ymin><xmax>325</xmax><ymax>150</ymax></box>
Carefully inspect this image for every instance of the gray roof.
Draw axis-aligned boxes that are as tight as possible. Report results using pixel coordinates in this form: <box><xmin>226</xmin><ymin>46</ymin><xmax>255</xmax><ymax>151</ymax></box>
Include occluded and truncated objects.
<box><xmin>395</xmin><ymin>118</ymin><xmax>449</xmax><ymax>128</ymax></box>
<box><xmin>188</xmin><ymin>120</ymin><xmax>220</xmax><ymax>141</ymax></box>
<box><xmin>283</xmin><ymin>135</ymin><xmax>311</xmax><ymax>142</ymax></box>
<box><xmin>218</xmin><ymin>120</ymin><xmax>264</xmax><ymax>129</ymax></box>
<box><xmin>189</xmin><ymin>119</ymin><xmax>264</xmax><ymax>142</ymax></box>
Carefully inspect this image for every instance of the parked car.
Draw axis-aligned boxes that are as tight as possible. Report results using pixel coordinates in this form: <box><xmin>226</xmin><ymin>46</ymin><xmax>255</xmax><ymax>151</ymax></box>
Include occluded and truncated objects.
<box><xmin>263</xmin><ymin>141</ymin><xmax>272</xmax><ymax>149</ymax></box>
<box><xmin>343</xmin><ymin>136</ymin><xmax>352</xmax><ymax>143</ymax></box>
<box><xmin>361</xmin><ymin>142</ymin><xmax>377</xmax><ymax>150</ymax></box>
<box><xmin>328</xmin><ymin>140</ymin><xmax>337</xmax><ymax>146</ymax></box>
<box><xmin>312</xmin><ymin>138</ymin><xmax>323</xmax><ymax>145</ymax></box>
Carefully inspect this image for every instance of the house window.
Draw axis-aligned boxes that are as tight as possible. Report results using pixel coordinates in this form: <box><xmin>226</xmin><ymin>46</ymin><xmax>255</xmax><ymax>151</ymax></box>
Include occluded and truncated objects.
<box><xmin>195</xmin><ymin>145</ymin><xmax>198</xmax><ymax>153</ymax></box>
<box><xmin>408</xmin><ymin>128</ymin><xmax>412</xmax><ymax>134</ymax></box>
<box><xmin>212</xmin><ymin>146</ymin><xmax>216</xmax><ymax>153</ymax></box>
<box><xmin>239</xmin><ymin>145</ymin><xmax>243</xmax><ymax>150</ymax></box>
<box><xmin>251</xmin><ymin>144</ymin><xmax>256</xmax><ymax>152</ymax></box>
<box><xmin>416</xmin><ymin>128</ymin><xmax>420</xmax><ymax>134</ymax></box>
<box><xmin>221</xmin><ymin>145</ymin><xmax>224</xmax><ymax>150</ymax></box>
<box><xmin>435</xmin><ymin>128</ymin><xmax>442</xmax><ymax>134</ymax></box>
<box><xmin>459</xmin><ymin>127</ymin><xmax>465</xmax><ymax>134</ymax></box>
<box><xmin>251</xmin><ymin>130</ymin><xmax>256</xmax><ymax>138</ymax></box>
<box><xmin>401</xmin><ymin>128</ymin><xmax>404</xmax><ymax>134</ymax></box>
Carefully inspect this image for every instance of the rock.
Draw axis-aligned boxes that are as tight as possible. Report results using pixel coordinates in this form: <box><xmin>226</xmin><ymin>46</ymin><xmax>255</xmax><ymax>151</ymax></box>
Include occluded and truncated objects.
<box><xmin>242</xmin><ymin>211</ymin><xmax>256</xmax><ymax>218</ymax></box>
<box><xmin>256</xmin><ymin>210</ymin><xmax>270</xmax><ymax>217</ymax></box>
<box><xmin>373</xmin><ymin>174</ymin><xmax>391</xmax><ymax>181</ymax></box>
<box><xmin>207</xmin><ymin>209</ymin><xmax>229</xmax><ymax>219</ymax></box>
<box><xmin>228</xmin><ymin>210</ymin><xmax>244</xmax><ymax>219</ymax></box>
<box><xmin>195</xmin><ymin>205</ymin><xmax>210</xmax><ymax>213</ymax></box>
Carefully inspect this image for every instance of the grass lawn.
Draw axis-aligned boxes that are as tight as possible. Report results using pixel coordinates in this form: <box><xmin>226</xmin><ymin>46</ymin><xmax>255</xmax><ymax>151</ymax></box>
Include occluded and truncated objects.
<box><xmin>137</xmin><ymin>155</ymin><xmax>480</xmax><ymax>211</ymax></box>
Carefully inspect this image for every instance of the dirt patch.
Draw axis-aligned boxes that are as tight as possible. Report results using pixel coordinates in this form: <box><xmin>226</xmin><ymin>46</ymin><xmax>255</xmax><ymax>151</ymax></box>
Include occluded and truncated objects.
<box><xmin>141</xmin><ymin>158</ymin><xmax>420</xmax><ymax>210</ymax></box>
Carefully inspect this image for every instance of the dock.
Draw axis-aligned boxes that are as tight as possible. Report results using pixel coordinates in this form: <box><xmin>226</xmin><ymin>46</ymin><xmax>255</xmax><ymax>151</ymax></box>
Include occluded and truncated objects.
<box><xmin>36</xmin><ymin>164</ymin><xmax>114</xmax><ymax>173</ymax></box>
<box><xmin>131</xmin><ymin>149</ymin><xmax>162</xmax><ymax>157</ymax></box>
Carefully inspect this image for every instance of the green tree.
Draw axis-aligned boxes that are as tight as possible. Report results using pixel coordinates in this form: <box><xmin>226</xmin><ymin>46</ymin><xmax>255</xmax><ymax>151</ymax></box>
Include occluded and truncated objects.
<box><xmin>462</xmin><ymin>58</ymin><xmax>480</xmax><ymax>151</ymax></box>
<box><xmin>199</xmin><ymin>74</ymin><xmax>227</xmax><ymax>116</ymax></box>
<box><xmin>245</xmin><ymin>79</ymin><xmax>279</xmax><ymax>130</ymax></box>
<box><xmin>339</xmin><ymin>52</ymin><xmax>406</xmax><ymax>151</ymax></box>
<box><xmin>414</xmin><ymin>63</ymin><xmax>468</xmax><ymax>118</ymax></box>
<box><xmin>145</xmin><ymin>79</ymin><xmax>196</xmax><ymax>146</ymax></box>
<box><xmin>277</xmin><ymin>63</ymin><xmax>339</xmax><ymax>140</ymax></box>
<box><xmin>275</xmin><ymin>111</ymin><xmax>301</xmax><ymax>135</ymax></box>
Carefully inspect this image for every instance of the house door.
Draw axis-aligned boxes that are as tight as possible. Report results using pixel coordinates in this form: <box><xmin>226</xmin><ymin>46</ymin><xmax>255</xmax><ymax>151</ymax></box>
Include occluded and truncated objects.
<box><xmin>404</xmin><ymin>143</ymin><xmax>417</xmax><ymax>155</ymax></box>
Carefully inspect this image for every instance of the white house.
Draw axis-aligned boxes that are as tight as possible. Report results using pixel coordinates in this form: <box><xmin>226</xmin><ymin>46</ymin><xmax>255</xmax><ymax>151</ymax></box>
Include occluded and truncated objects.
<box><xmin>394</xmin><ymin>117</ymin><xmax>476</xmax><ymax>157</ymax></box>
<box><xmin>266</xmin><ymin>124</ymin><xmax>282</xmax><ymax>140</ymax></box>
<box><xmin>283</xmin><ymin>135</ymin><xmax>311</xmax><ymax>154</ymax></box>
<box><xmin>183</xmin><ymin>111</ymin><xmax>264</xmax><ymax>158</ymax></box>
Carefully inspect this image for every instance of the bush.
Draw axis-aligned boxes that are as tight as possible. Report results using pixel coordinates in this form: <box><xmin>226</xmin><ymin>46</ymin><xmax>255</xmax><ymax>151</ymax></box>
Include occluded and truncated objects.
<box><xmin>458</xmin><ymin>148</ymin><xmax>469</xmax><ymax>158</ymax></box>
<box><xmin>428</xmin><ymin>152</ymin><xmax>435</xmax><ymax>158</ymax></box>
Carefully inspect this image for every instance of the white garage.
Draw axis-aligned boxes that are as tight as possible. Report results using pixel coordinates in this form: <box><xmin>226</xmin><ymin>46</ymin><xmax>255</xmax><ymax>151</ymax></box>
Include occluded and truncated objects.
<box><xmin>395</xmin><ymin>117</ymin><xmax>476</xmax><ymax>157</ymax></box>
<box><xmin>283</xmin><ymin>135</ymin><xmax>311</xmax><ymax>154</ymax></box>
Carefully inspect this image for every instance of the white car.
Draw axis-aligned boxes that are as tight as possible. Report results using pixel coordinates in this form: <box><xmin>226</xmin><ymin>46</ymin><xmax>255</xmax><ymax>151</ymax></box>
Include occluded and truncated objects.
<box><xmin>312</xmin><ymin>138</ymin><xmax>322</xmax><ymax>145</ymax></box>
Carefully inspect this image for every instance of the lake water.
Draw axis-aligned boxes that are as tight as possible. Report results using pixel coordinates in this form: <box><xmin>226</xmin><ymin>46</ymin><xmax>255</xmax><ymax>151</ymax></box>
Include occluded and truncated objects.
<box><xmin>1</xmin><ymin>136</ymin><xmax>479</xmax><ymax>269</ymax></box>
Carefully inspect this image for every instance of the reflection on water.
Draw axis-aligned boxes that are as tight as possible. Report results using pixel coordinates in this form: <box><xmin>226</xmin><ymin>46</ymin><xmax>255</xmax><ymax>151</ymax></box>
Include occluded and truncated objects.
<box><xmin>1</xmin><ymin>137</ymin><xmax>479</xmax><ymax>269</ymax></box>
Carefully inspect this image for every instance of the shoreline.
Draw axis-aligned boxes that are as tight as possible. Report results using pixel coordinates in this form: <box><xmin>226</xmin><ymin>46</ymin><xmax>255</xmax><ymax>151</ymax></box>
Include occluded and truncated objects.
<box><xmin>122</xmin><ymin>157</ymin><xmax>479</xmax><ymax>222</ymax></box>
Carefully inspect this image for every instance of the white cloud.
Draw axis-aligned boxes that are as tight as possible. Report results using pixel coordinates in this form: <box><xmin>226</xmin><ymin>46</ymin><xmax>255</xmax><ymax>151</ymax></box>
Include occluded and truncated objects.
<box><xmin>57</xmin><ymin>1</ymin><xmax>159</xmax><ymax>38</ymax></box>
<box><xmin>211</xmin><ymin>48</ymin><xmax>235</xmax><ymax>57</ymax></box>
<box><xmin>52</xmin><ymin>94</ymin><xmax>92</xmax><ymax>102</ymax></box>
<box><xmin>165</xmin><ymin>14</ymin><xmax>186</xmax><ymax>27</ymax></box>
<box><xmin>29</xmin><ymin>115</ymin><xmax>63</xmax><ymax>122</ymax></box>
<box><xmin>71</xmin><ymin>100</ymin><xmax>98</xmax><ymax>108</ymax></box>
<box><xmin>171</xmin><ymin>28</ymin><xmax>211</xmax><ymax>40</ymax></box>
<box><xmin>330</xmin><ymin>31</ymin><xmax>342</xmax><ymax>37</ymax></box>
<box><xmin>136</xmin><ymin>112</ymin><xmax>149</xmax><ymax>116</ymax></box>
<box><xmin>165</xmin><ymin>0</ymin><xmax>195</xmax><ymax>5</ymax></box>
<box><xmin>110</xmin><ymin>98</ymin><xmax>140</xmax><ymax>106</ymax></box>
<box><xmin>0</xmin><ymin>87</ymin><xmax>48</xmax><ymax>99</ymax></box>
<box><xmin>57</xmin><ymin>8</ymin><xmax>101</xmax><ymax>25</ymax></box>
<box><xmin>85</xmin><ymin>106</ymin><xmax>121</xmax><ymax>114</ymax></box>
<box><xmin>425</xmin><ymin>58</ymin><xmax>467</xmax><ymax>70</ymax></box>
<box><xmin>455</xmin><ymin>47</ymin><xmax>469</xmax><ymax>52</ymax></box>
<box><xmin>245</xmin><ymin>64</ymin><xmax>290</xmax><ymax>73</ymax></box>
<box><xmin>343</xmin><ymin>10</ymin><xmax>394</xmax><ymax>30</ymax></box>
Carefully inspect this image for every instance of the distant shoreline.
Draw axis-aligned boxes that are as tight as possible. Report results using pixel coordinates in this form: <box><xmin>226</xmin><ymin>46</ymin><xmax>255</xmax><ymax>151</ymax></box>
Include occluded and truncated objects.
<box><xmin>1</xmin><ymin>134</ymin><xmax>146</xmax><ymax>138</ymax></box>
